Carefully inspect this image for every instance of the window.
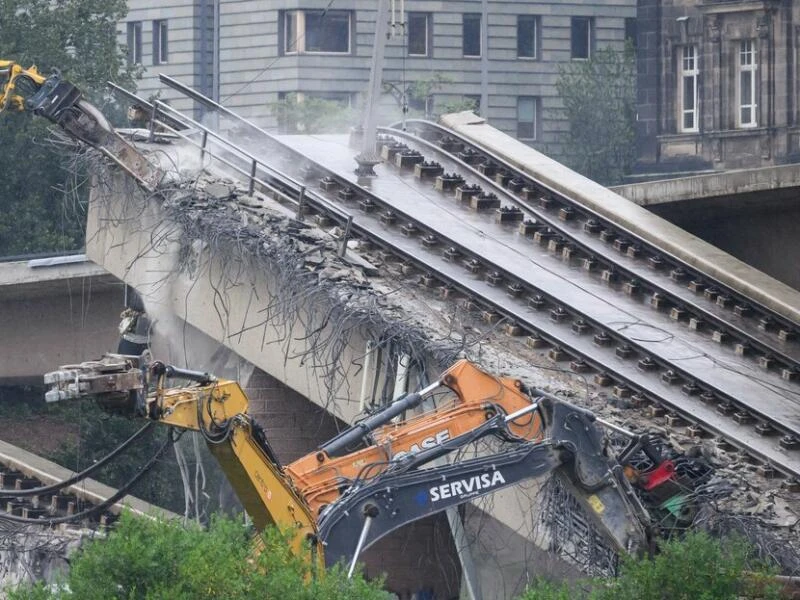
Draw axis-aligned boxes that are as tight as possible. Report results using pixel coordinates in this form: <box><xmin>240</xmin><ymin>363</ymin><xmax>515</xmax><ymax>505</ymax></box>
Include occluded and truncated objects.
<box><xmin>463</xmin><ymin>14</ymin><xmax>481</xmax><ymax>57</ymax></box>
<box><xmin>408</xmin><ymin>13</ymin><xmax>431</xmax><ymax>57</ymax></box>
<box><xmin>153</xmin><ymin>20</ymin><xmax>168</xmax><ymax>65</ymax></box>
<box><xmin>517</xmin><ymin>16</ymin><xmax>538</xmax><ymax>59</ymax></box>
<box><xmin>678</xmin><ymin>45</ymin><xmax>699</xmax><ymax>132</ymax></box>
<box><xmin>283</xmin><ymin>10</ymin><xmax>352</xmax><ymax>54</ymax></box>
<box><xmin>738</xmin><ymin>39</ymin><xmax>757</xmax><ymax>128</ymax></box>
<box><xmin>624</xmin><ymin>18</ymin><xmax>637</xmax><ymax>49</ymax></box>
<box><xmin>571</xmin><ymin>17</ymin><xmax>592</xmax><ymax>59</ymax></box>
<box><xmin>517</xmin><ymin>97</ymin><xmax>538</xmax><ymax>140</ymax></box>
<box><xmin>127</xmin><ymin>21</ymin><xmax>142</xmax><ymax>65</ymax></box>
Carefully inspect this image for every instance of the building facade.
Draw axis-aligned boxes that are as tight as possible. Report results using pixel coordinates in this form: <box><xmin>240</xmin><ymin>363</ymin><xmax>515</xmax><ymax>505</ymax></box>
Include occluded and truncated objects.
<box><xmin>636</xmin><ymin>0</ymin><xmax>799</xmax><ymax>173</ymax></box>
<box><xmin>120</xmin><ymin>0</ymin><xmax>635</xmax><ymax>162</ymax></box>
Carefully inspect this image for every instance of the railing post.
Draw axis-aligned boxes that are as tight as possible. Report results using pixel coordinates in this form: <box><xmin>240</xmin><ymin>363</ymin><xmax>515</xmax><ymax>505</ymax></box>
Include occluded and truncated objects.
<box><xmin>248</xmin><ymin>159</ymin><xmax>257</xmax><ymax>196</ymax></box>
<box><xmin>200</xmin><ymin>130</ymin><xmax>208</xmax><ymax>162</ymax></box>
<box><xmin>296</xmin><ymin>185</ymin><xmax>306</xmax><ymax>220</ymax></box>
<box><xmin>148</xmin><ymin>103</ymin><xmax>158</xmax><ymax>143</ymax></box>
<box><xmin>338</xmin><ymin>216</ymin><xmax>353</xmax><ymax>257</ymax></box>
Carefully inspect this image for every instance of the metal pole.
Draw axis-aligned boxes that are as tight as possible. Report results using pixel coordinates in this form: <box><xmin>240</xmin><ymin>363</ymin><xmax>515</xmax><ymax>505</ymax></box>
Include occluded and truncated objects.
<box><xmin>296</xmin><ymin>185</ymin><xmax>306</xmax><ymax>220</ymax></box>
<box><xmin>347</xmin><ymin>513</ymin><xmax>375</xmax><ymax>578</ymax></box>
<box><xmin>355</xmin><ymin>0</ymin><xmax>391</xmax><ymax>174</ymax></box>
<box><xmin>200</xmin><ymin>130</ymin><xmax>208</xmax><ymax>161</ymax></box>
<box><xmin>148</xmin><ymin>103</ymin><xmax>158</xmax><ymax>143</ymax></box>
<box><xmin>248</xmin><ymin>159</ymin><xmax>257</xmax><ymax>195</ymax></box>
<box><xmin>338</xmin><ymin>215</ymin><xmax>353</xmax><ymax>257</ymax></box>
<box><xmin>479</xmin><ymin>0</ymin><xmax>489</xmax><ymax>117</ymax></box>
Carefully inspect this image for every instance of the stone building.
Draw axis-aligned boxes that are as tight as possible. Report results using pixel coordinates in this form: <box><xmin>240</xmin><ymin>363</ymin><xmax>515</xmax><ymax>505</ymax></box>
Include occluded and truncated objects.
<box><xmin>119</xmin><ymin>0</ymin><xmax>635</xmax><ymax>162</ymax></box>
<box><xmin>636</xmin><ymin>0</ymin><xmax>799</xmax><ymax>173</ymax></box>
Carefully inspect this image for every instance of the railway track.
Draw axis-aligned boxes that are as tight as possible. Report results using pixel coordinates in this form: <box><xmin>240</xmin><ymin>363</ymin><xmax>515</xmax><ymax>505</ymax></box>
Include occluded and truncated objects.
<box><xmin>116</xmin><ymin>78</ymin><xmax>800</xmax><ymax>481</ymax></box>
<box><xmin>0</xmin><ymin>439</ymin><xmax>120</xmax><ymax>528</ymax></box>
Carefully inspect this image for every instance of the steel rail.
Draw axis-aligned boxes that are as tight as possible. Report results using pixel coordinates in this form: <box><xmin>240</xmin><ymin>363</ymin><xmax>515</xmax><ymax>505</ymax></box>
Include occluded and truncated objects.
<box><xmin>114</xmin><ymin>80</ymin><xmax>800</xmax><ymax>478</ymax></box>
<box><xmin>373</xmin><ymin>125</ymin><xmax>800</xmax><ymax>379</ymax></box>
<box><xmin>400</xmin><ymin>119</ymin><xmax>800</xmax><ymax>343</ymax></box>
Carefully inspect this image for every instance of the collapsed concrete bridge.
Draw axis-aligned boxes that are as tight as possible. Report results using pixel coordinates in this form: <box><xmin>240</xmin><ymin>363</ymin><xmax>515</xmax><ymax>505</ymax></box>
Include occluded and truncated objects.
<box><xmin>83</xmin><ymin>150</ymin><xmax>579</xmax><ymax>600</ymax></box>
<box><xmin>4</xmin><ymin>80</ymin><xmax>800</xmax><ymax>596</ymax></box>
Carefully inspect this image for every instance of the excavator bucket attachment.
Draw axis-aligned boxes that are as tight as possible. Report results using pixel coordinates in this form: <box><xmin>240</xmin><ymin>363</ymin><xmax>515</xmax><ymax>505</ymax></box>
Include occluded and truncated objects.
<box><xmin>24</xmin><ymin>74</ymin><xmax>82</xmax><ymax>122</ymax></box>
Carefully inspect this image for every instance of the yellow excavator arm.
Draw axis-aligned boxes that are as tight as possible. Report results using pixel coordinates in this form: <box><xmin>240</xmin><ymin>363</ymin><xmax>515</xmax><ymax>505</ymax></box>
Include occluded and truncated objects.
<box><xmin>44</xmin><ymin>356</ymin><xmax>321</xmax><ymax>561</ymax></box>
<box><xmin>0</xmin><ymin>59</ymin><xmax>161</xmax><ymax>190</ymax></box>
<box><xmin>0</xmin><ymin>61</ymin><xmax>47</xmax><ymax>113</ymax></box>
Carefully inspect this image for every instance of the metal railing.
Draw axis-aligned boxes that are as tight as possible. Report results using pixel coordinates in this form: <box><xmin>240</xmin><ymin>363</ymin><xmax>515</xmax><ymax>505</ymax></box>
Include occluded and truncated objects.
<box><xmin>107</xmin><ymin>80</ymin><xmax>356</xmax><ymax>256</ymax></box>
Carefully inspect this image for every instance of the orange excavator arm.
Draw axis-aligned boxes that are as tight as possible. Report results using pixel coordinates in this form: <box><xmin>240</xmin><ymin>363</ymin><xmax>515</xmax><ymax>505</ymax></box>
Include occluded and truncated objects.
<box><xmin>286</xmin><ymin>360</ymin><xmax>543</xmax><ymax>516</ymax></box>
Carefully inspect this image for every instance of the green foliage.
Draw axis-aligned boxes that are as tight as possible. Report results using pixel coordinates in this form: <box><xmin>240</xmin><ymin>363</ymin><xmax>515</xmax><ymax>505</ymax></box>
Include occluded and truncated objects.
<box><xmin>404</xmin><ymin>73</ymin><xmax>478</xmax><ymax>119</ymax></box>
<box><xmin>0</xmin><ymin>0</ymin><xmax>136</xmax><ymax>256</ymax></box>
<box><xmin>436</xmin><ymin>97</ymin><xmax>479</xmax><ymax>117</ymax></box>
<box><xmin>268</xmin><ymin>93</ymin><xmax>359</xmax><ymax>134</ymax></box>
<box><xmin>8</xmin><ymin>513</ymin><xmax>389</xmax><ymax>600</ymax></box>
<box><xmin>554</xmin><ymin>43</ymin><xmax>636</xmax><ymax>185</ymax></box>
<box><xmin>517</xmin><ymin>532</ymin><xmax>781</xmax><ymax>600</ymax></box>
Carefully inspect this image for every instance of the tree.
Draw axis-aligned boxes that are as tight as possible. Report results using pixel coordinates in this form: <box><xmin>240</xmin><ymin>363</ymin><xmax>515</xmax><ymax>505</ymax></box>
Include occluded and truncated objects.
<box><xmin>9</xmin><ymin>513</ymin><xmax>390</xmax><ymax>600</ymax></box>
<box><xmin>386</xmin><ymin>73</ymin><xmax>479</xmax><ymax>120</ymax></box>
<box><xmin>268</xmin><ymin>93</ymin><xmax>359</xmax><ymax>134</ymax></box>
<box><xmin>0</xmin><ymin>0</ymin><xmax>136</xmax><ymax>256</ymax></box>
<box><xmin>554</xmin><ymin>43</ymin><xmax>636</xmax><ymax>186</ymax></box>
<box><xmin>517</xmin><ymin>532</ymin><xmax>780</xmax><ymax>600</ymax></box>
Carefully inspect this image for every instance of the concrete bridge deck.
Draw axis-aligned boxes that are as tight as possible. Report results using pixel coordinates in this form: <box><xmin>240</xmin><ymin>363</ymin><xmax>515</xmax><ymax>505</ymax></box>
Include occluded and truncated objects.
<box><xmin>0</xmin><ymin>257</ymin><xmax>122</xmax><ymax>384</ymax></box>
<box><xmin>612</xmin><ymin>162</ymin><xmax>800</xmax><ymax>208</ymax></box>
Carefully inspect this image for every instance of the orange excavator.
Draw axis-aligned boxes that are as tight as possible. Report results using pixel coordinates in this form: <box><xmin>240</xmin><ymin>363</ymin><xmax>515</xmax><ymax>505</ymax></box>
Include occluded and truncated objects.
<box><xmin>38</xmin><ymin>353</ymin><xmax>655</xmax><ymax>569</ymax></box>
<box><xmin>286</xmin><ymin>359</ymin><xmax>543</xmax><ymax>516</ymax></box>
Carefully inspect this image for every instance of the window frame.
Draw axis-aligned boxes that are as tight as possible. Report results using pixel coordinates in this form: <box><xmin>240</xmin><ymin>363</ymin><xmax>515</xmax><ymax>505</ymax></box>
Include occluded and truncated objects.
<box><xmin>127</xmin><ymin>21</ymin><xmax>143</xmax><ymax>65</ymax></box>
<box><xmin>462</xmin><ymin>13</ymin><xmax>481</xmax><ymax>58</ymax></box>
<box><xmin>407</xmin><ymin>12</ymin><xmax>431</xmax><ymax>57</ymax></box>
<box><xmin>678</xmin><ymin>45</ymin><xmax>699</xmax><ymax>133</ymax></box>
<box><xmin>570</xmin><ymin>17</ymin><xmax>593</xmax><ymax>60</ymax></box>
<box><xmin>737</xmin><ymin>39</ymin><xmax>758</xmax><ymax>128</ymax></box>
<box><xmin>517</xmin><ymin>15</ymin><xmax>538</xmax><ymax>59</ymax></box>
<box><xmin>517</xmin><ymin>96</ymin><xmax>538</xmax><ymax>141</ymax></box>
<box><xmin>282</xmin><ymin>9</ymin><xmax>353</xmax><ymax>55</ymax></box>
<box><xmin>153</xmin><ymin>20</ymin><xmax>168</xmax><ymax>65</ymax></box>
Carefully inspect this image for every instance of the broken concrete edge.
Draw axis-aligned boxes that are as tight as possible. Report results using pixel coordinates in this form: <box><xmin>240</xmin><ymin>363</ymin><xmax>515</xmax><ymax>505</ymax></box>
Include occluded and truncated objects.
<box><xmin>155</xmin><ymin>171</ymin><xmax>461</xmax><ymax>370</ymax></box>
<box><xmin>439</xmin><ymin>111</ymin><xmax>800</xmax><ymax>327</ymax></box>
<box><xmin>0</xmin><ymin>438</ymin><xmax>179</xmax><ymax>521</ymax></box>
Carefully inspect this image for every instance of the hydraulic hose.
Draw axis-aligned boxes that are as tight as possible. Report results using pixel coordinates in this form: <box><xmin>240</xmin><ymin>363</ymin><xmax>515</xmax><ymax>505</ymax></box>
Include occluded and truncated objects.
<box><xmin>0</xmin><ymin>422</ymin><xmax>155</xmax><ymax>498</ymax></box>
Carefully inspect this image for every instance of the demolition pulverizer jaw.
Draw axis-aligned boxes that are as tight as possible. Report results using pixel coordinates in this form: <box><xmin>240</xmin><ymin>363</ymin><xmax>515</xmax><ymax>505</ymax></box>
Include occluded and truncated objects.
<box><xmin>43</xmin><ymin>355</ymin><xmax>145</xmax><ymax>404</ymax></box>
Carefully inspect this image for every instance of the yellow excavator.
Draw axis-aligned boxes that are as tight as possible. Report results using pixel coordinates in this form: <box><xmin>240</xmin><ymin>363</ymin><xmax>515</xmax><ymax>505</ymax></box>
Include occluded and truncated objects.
<box><xmin>0</xmin><ymin>60</ymin><xmax>161</xmax><ymax>190</ymax></box>
<box><xmin>39</xmin><ymin>353</ymin><xmax>665</xmax><ymax>571</ymax></box>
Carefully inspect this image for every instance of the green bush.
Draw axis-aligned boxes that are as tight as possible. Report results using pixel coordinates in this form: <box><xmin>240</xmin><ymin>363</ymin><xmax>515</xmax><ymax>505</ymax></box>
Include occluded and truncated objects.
<box><xmin>9</xmin><ymin>513</ymin><xmax>389</xmax><ymax>600</ymax></box>
<box><xmin>517</xmin><ymin>532</ymin><xmax>780</xmax><ymax>600</ymax></box>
